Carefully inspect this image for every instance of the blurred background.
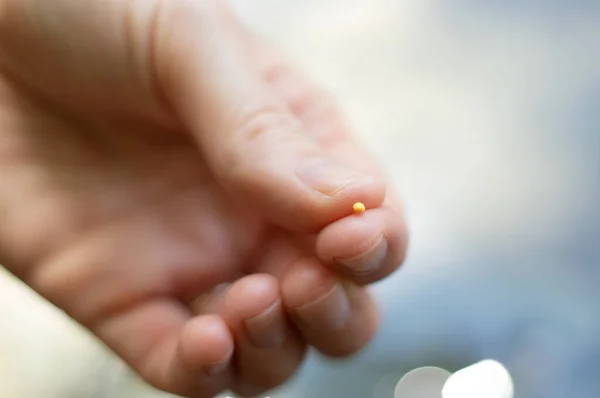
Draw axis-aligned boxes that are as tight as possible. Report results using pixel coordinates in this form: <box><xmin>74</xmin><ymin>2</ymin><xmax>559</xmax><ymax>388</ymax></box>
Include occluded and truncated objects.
<box><xmin>1</xmin><ymin>0</ymin><xmax>598</xmax><ymax>397</ymax></box>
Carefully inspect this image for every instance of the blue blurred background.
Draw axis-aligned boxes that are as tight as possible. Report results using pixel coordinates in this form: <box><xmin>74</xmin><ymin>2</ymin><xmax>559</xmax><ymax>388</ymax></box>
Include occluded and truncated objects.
<box><xmin>0</xmin><ymin>1</ymin><xmax>598</xmax><ymax>397</ymax></box>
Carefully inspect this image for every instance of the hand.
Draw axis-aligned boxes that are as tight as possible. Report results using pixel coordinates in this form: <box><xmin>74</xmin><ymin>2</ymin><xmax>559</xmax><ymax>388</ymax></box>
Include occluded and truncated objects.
<box><xmin>0</xmin><ymin>0</ymin><xmax>408</xmax><ymax>397</ymax></box>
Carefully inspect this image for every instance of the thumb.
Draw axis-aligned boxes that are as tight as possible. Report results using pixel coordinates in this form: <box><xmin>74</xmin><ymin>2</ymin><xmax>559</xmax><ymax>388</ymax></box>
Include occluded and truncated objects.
<box><xmin>156</xmin><ymin>1</ymin><xmax>385</xmax><ymax>232</ymax></box>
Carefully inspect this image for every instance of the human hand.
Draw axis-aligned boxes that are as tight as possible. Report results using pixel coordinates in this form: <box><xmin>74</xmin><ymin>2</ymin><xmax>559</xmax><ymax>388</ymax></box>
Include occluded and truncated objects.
<box><xmin>0</xmin><ymin>0</ymin><xmax>408</xmax><ymax>396</ymax></box>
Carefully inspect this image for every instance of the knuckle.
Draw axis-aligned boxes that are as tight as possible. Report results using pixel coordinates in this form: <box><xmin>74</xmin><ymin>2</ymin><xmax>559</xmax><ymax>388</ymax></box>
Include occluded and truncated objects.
<box><xmin>216</xmin><ymin>105</ymin><xmax>300</xmax><ymax>183</ymax></box>
<box><xmin>233</xmin><ymin>103</ymin><xmax>295</xmax><ymax>143</ymax></box>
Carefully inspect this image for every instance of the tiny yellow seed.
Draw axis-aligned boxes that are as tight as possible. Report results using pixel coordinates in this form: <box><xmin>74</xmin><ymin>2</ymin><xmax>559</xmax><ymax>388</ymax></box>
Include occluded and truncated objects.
<box><xmin>353</xmin><ymin>202</ymin><xmax>366</xmax><ymax>214</ymax></box>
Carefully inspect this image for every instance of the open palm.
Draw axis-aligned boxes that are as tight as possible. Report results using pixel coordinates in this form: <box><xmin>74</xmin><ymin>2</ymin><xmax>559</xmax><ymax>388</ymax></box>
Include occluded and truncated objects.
<box><xmin>0</xmin><ymin>1</ymin><xmax>408</xmax><ymax>397</ymax></box>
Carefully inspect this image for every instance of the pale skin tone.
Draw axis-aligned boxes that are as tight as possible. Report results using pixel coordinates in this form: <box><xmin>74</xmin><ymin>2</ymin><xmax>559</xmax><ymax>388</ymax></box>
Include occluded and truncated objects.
<box><xmin>0</xmin><ymin>0</ymin><xmax>408</xmax><ymax>397</ymax></box>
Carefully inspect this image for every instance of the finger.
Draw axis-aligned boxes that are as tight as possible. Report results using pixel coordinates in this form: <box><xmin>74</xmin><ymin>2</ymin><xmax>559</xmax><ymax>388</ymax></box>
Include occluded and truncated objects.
<box><xmin>221</xmin><ymin>274</ymin><xmax>306</xmax><ymax>396</ymax></box>
<box><xmin>185</xmin><ymin>274</ymin><xmax>306</xmax><ymax>395</ymax></box>
<box><xmin>316</xmin><ymin>203</ymin><xmax>408</xmax><ymax>284</ymax></box>
<box><xmin>282</xmin><ymin>258</ymin><xmax>379</xmax><ymax>357</ymax></box>
<box><xmin>155</xmin><ymin>1</ymin><xmax>385</xmax><ymax>233</ymax></box>
<box><xmin>238</xmin><ymin>220</ymin><xmax>379</xmax><ymax>359</ymax></box>
<box><xmin>96</xmin><ymin>301</ymin><xmax>234</xmax><ymax>398</ymax></box>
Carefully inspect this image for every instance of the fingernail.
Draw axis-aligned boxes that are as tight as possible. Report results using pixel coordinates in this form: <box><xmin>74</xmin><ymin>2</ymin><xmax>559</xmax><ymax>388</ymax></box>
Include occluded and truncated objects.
<box><xmin>335</xmin><ymin>234</ymin><xmax>388</xmax><ymax>274</ymax></box>
<box><xmin>296</xmin><ymin>157</ymin><xmax>370</xmax><ymax>196</ymax></box>
<box><xmin>205</xmin><ymin>360</ymin><xmax>229</xmax><ymax>376</ymax></box>
<box><xmin>295</xmin><ymin>283</ymin><xmax>350</xmax><ymax>331</ymax></box>
<box><xmin>244</xmin><ymin>300</ymin><xmax>287</xmax><ymax>348</ymax></box>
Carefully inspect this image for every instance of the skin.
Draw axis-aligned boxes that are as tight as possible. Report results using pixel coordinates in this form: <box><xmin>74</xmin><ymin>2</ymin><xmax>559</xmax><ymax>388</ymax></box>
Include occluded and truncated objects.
<box><xmin>0</xmin><ymin>0</ymin><xmax>409</xmax><ymax>397</ymax></box>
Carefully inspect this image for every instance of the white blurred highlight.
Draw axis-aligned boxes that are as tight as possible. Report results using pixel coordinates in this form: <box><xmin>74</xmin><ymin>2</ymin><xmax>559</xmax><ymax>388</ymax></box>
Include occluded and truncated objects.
<box><xmin>442</xmin><ymin>360</ymin><xmax>514</xmax><ymax>398</ymax></box>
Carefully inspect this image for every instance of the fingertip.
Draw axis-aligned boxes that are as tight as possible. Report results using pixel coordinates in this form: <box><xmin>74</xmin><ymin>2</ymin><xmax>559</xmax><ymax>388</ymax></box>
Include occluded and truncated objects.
<box><xmin>317</xmin><ymin>209</ymin><xmax>386</xmax><ymax>260</ymax></box>
<box><xmin>180</xmin><ymin>315</ymin><xmax>234</xmax><ymax>375</ymax></box>
<box><xmin>223</xmin><ymin>274</ymin><xmax>280</xmax><ymax>321</ymax></box>
<box><xmin>281</xmin><ymin>260</ymin><xmax>379</xmax><ymax>357</ymax></box>
<box><xmin>320</xmin><ymin>283</ymin><xmax>379</xmax><ymax>358</ymax></box>
<box><xmin>224</xmin><ymin>275</ymin><xmax>306</xmax><ymax>392</ymax></box>
<box><xmin>219</xmin><ymin>146</ymin><xmax>387</xmax><ymax>233</ymax></box>
<box><xmin>293</xmin><ymin>160</ymin><xmax>387</xmax><ymax>232</ymax></box>
<box><xmin>223</xmin><ymin>274</ymin><xmax>290</xmax><ymax>349</ymax></box>
<box><xmin>281</xmin><ymin>257</ymin><xmax>339</xmax><ymax>309</ymax></box>
<box><xmin>316</xmin><ymin>205</ymin><xmax>409</xmax><ymax>284</ymax></box>
<box><xmin>282</xmin><ymin>258</ymin><xmax>351</xmax><ymax>332</ymax></box>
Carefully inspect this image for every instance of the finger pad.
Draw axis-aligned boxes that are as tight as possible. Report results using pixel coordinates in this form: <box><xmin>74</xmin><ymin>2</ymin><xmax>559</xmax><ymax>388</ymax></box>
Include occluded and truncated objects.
<box><xmin>317</xmin><ymin>208</ymin><xmax>387</xmax><ymax>260</ymax></box>
<box><xmin>180</xmin><ymin>315</ymin><xmax>233</xmax><ymax>369</ymax></box>
<box><xmin>224</xmin><ymin>274</ymin><xmax>280</xmax><ymax>321</ymax></box>
<box><xmin>282</xmin><ymin>258</ymin><xmax>338</xmax><ymax>308</ymax></box>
